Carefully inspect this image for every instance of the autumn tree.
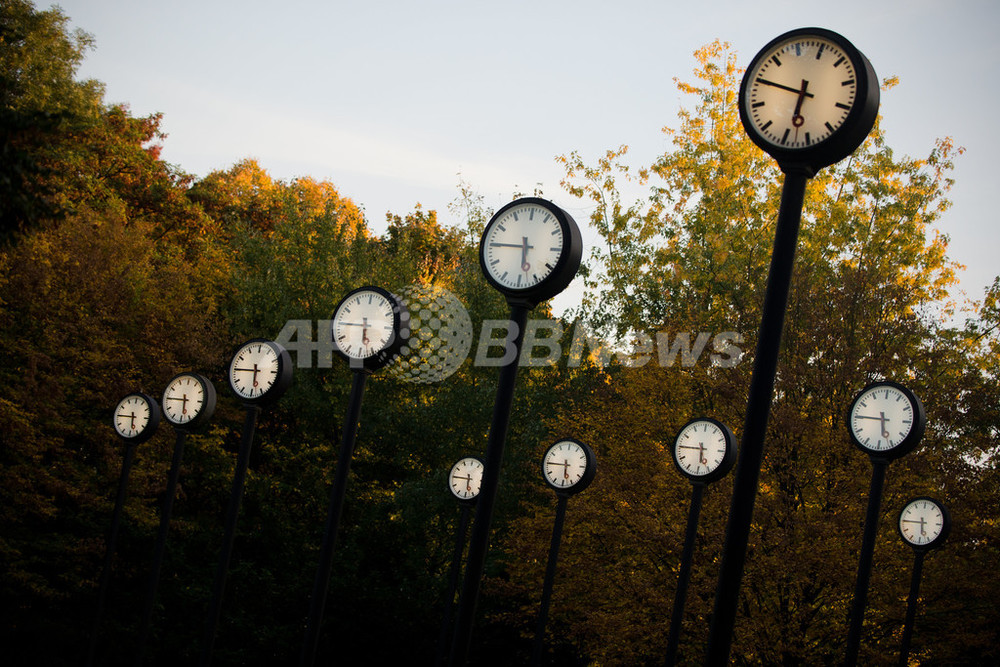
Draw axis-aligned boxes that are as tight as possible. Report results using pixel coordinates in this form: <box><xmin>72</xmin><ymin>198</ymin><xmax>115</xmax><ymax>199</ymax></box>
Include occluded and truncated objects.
<box><xmin>495</xmin><ymin>40</ymin><xmax>999</xmax><ymax>665</ymax></box>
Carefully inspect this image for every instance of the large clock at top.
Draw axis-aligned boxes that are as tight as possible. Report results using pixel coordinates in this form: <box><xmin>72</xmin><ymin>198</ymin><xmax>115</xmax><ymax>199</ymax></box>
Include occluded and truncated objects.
<box><xmin>739</xmin><ymin>27</ymin><xmax>879</xmax><ymax>173</ymax></box>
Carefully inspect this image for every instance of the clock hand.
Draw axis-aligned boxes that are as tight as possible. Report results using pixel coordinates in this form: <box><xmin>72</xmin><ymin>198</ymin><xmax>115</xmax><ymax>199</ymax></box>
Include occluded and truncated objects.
<box><xmin>699</xmin><ymin>442</ymin><xmax>708</xmax><ymax>465</ymax></box>
<box><xmin>879</xmin><ymin>412</ymin><xmax>890</xmax><ymax>439</ymax></box>
<box><xmin>792</xmin><ymin>79</ymin><xmax>809</xmax><ymax>131</ymax></box>
<box><xmin>756</xmin><ymin>77</ymin><xmax>817</xmax><ymax>97</ymax></box>
<box><xmin>521</xmin><ymin>236</ymin><xmax>531</xmax><ymax>272</ymax></box>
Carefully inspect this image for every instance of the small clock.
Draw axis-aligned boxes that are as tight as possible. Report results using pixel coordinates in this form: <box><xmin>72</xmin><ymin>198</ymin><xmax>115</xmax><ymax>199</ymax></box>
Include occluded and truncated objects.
<box><xmin>479</xmin><ymin>197</ymin><xmax>583</xmax><ymax>307</ymax></box>
<box><xmin>898</xmin><ymin>496</ymin><xmax>951</xmax><ymax>550</ymax></box>
<box><xmin>671</xmin><ymin>417</ymin><xmax>737</xmax><ymax>484</ymax></box>
<box><xmin>739</xmin><ymin>27</ymin><xmax>879</xmax><ymax>173</ymax></box>
<box><xmin>161</xmin><ymin>372</ymin><xmax>217</xmax><ymax>430</ymax></box>
<box><xmin>229</xmin><ymin>339</ymin><xmax>293</xmax><ymax>405</ymax></box>
<box><xmin>847</xmin><ymin>381</ymin><xmax>926</xmax><ymax>460</ymax></box>
<box><xmin>448</xmin><ymin>457</ymin><xmax>485</xmax><ymax>502</ymax></box>
<box><xmin>541</xmin><ymin>438</ymin><xmax>596</xmax><ymax>495</ymax></box>
<box><xmin>330</xmin><ymin>286</ymin><xmax>409</xmax><ymax>371</ymax></box>
<box><xmin>112</xmin><ymin>392</ymin><xmax>161</xmax><ymax>444</ymax></box>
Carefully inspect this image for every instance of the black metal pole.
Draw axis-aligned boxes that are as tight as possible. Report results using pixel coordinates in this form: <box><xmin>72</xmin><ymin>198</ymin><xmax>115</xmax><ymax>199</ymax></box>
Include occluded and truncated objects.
<box><xmin>665</xmin><ymin>482</ymin><xmax>705</xmax><ymax>666</ymax></box>
<box><xmin>449</xmin><ymin>304</ymin><xmax>529</xmax><ymax>666</ymax></box>
<box><xmin>299</xmin><ymin>370</ymin><xmax>369</xmax><ymax>667</ymax></box>
<box><xmin>436</xmin><ymin>504</ymin><xmax>474</xmax><ymax>667</ymax></box>
<box><xmin>705</xmin><ymin>169</ymin><xmax>809</xmax><ymax>665</ymax></box>
<box><xmin>200</xmin><ymin>405</ymin><xmax>260</xmax><ymax>666</ymax></box>
<box><xmin>897</xmin><ymin>550</ymin><xmax>925</xmax><ymax>667</ymax></box>
<box><xmin>135</xmin><ymin>430</ymin><xmax>188</xmax><ymax>666</ymax></box>
<box><xmin>530</xmin><ymin>494</ymin><xmax>569</xmax><ymax>667</ymax></box>
<box><xmin>86</xmin><ymin>443</ymin><xmax>138</xmax><ymax>667</ymax></box>
<box><xmin>844</xmin><ymin>457</ymin><xmax>888</xmax><ymax>666</ymax></box>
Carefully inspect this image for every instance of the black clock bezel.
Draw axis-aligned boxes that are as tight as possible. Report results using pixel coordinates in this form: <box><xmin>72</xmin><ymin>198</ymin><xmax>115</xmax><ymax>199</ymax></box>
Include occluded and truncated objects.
<box><xmin>112</xmin><ymin>391</ymin><xmax>162</xmax><ymax>445</ymax></box>
<box><xmin>897</xmin><ymin>496</ymin><xmax>951</xmax><ymax>552</ymax></box>
<box><xmin>478</xmin><ymin>197</ymin><xmax>583</xmax><ymax>308</ymax></box>
<box><xmin>671</xmin><ymin>417</ymin><xmax>738</xmax><ymax>484</ymax></box>
<box><xmin>330</xmin><ymin>285</ymin><xmax>410</xmax><ymax>372</ymax></box>
<box><xmin>161</xmin><ymin>371</ymin><xmax>217</xmax><ymax>432</ymax></box>
<box><xmin>847</xmin><ymin>380</ymin><xmax>926</xmax><ymax>461</ymax></box>
<box><xmin>228</xmin><ymin>338</ymin><xmax>293</xmax><ymax>406</ymax></box>
<box><xmin>448</xmin><ymin>456</ymin><xmax>486</xmax><ymax>505</ymax></box>
<box><xmin>541</xmin><ymin>437</ymin><xmax>596</xmax><ymax>497</ymax></box>
<box><xmin>738</xmin><ymin>27</ymin><xmax>880</xmax><ymax>174</ymax></box>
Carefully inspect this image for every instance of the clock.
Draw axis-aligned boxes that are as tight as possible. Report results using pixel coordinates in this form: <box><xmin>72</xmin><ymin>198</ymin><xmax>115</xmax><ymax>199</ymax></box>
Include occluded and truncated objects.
<box><xmin>541</xmin><ymin>438</ymin><xmax>596</xmax><ymax>495</ymax></box>
<box><xmin>739</xmin><ymin>27</ymin><xmax>879</xmax><ymax>173</ymax></box>
<box><xmin>479</xmin><ymin>197</ymin><xmax>583</xmax><ymax>307</ymax></box>
<box><xmin>671</xmin><ymin>417</ymin><xmax>737</xmax><ymax>484</ymax></box>
<box><xmin>847</xmin><ymin>381</ymin><xmax>926</xmax><ymax>460</ymax></box>
<box><xmin>330</xmin><ymin>286</ymin><xmax>409</xmax><ymax>371</ymax></box>
<box><xmin>898</xmin><ymin>496</ymin><xmax>951</xmax><ymax>550</ymax></box>
<box><xmin>229</xmin><ymin>338</ymin><xmax>293</xmax><ymax>405</ymax></box>
<box><xmin>112</xmin><ymin>392</ymin><xmax>161</xmax><ymax>444</ymax></box>
<box><xmin>448</xmin><ymin>457</ymin><xmax>485</xmax><ymax>502</ymax></box>
<box><xmin>161</xmin><ymin>372</ymin><xmax>217</xmax><ymax>430</ymax></box>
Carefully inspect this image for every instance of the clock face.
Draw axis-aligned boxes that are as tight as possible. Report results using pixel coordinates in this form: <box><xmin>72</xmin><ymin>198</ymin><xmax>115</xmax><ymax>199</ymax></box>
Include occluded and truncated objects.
<box><xmin>162</xmin><ymin>373</ymin><xmax>216</xmax><ymax>429</ymax></box>
<box><xmin>448</xmin><ymin>457</ymin><xmax>484</xmax><ymax>501</ymax></box>
<box><xmin>672</xmin><ymin>418</ymin><xmax>737</xmax><ymax>483</ymax></box>
<box><xmin>744</xmin><ymin>35</ymin><xmax>857</xmax><ymax>150</ymax></box>
<box><xmin>229</xmin><ymin>339</ymin><xmax>291</xmax><ymax>404</ymax></box>
<box><xmin>331</xmin><ymin>287</ymin><xmax>406</xmax><ymax>370</ymax></box>
<box><xmin>113</xmin><ymin>393</ymin><xmax>160</xmax><ymax>443</ymax></box>
<box><xmin>848</xmin><ymin>381</ymin><xmax>925</xmax><ymax>459</ymax></box>
<box><xmin>898</xmin><ymin>497</ymin><xmax>950</xmax><ymax>549</ymax></box>
<box><xmin>479</xmin><ymin>197</ymin><xmax>582</xmax><ymax>304</ymax></box>
<box><xmin>542</xmin><ymin>439</ymin><xmax>595</xmax><ymax>494</ymax></box>
<box><xmin>739</xmin><ymin>28</ymin><xmax>879</xmax><ymax>172</ymax></box>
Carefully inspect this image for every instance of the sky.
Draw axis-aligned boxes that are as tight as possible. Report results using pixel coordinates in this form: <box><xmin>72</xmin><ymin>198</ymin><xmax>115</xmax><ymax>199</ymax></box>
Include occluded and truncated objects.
<box><xmin>54</xmin><ymin>0</ymin><xmax>999</xmax><ymax>316</ymax></box>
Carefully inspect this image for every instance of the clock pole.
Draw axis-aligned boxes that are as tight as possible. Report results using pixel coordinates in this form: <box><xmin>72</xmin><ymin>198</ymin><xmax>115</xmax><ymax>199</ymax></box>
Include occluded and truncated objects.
<box><xmin>897</xmin><ymin>549</ymin><xmax>925</xmax><ymax>667</ymax></box>
<box><xmin>200</xmin><ymin>404</ymin><xmax>261</xmax><ymax>666</ymax></box>
<box><xmin>136</xmin><ymin>429</ymin><xmax>190</xmax><ymax>665</ymax></box>
<box><xmin>843</xmin><ymin>457</ymin><xmax>888</xmax><ymax>665</ymax></box>
<box><xmin>86</xmin><ymin>441</ymin><xmax>138</xmax><ymax>667</ymax></box>
<box><xmin>665</xmin><ymin>482</ymin><xmax>705</xmax><ymax>666</ymax></box>
<box><xmin>531</xmin><ymin>494</ymin><xmax>569</xmax><ymax>667</ymax></box>
<box><xmin>300</xmin><ymin>369</ymin><xmax>369</xmax><ymax>667</ymax></box>
<box><xmin>705</xmin><ymin>168</ymin><xmax>809</xmax><ymax>665</ymax></box>
<box><xmin>435</xmin><ymin>502</ymin><xmax>474</xmax><ymax>667</ymax></box>
<box><xmin>449</xmin><ymin>303</ymin><xmax>529</xmax><ymax>666</ymax></box>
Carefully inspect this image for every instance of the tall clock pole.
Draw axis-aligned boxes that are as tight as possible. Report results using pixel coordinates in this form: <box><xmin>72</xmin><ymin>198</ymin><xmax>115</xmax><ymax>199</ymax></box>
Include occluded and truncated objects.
<box><xmin>300</xmin><ymin>287</ymin><xmax>408</xmax><ymax>667</ymax></box>
<box><xmin>137</xmin><ymin>373</ymin><xmax>216</xmax><ymax>666</ymax></box>
<box><xmin>449</xmin><ymin>302</ymin><xmax>529</xmax><ymax>666</ymax></box>
<box><xmin>450</xmin><ymin>198</ymin><xmax>582</xmax><ymax>666</ymax></box>
<box><xmin>706</xmin><ymin>28</ymin><xmax>879</xmax><ymax>665</ymax></box>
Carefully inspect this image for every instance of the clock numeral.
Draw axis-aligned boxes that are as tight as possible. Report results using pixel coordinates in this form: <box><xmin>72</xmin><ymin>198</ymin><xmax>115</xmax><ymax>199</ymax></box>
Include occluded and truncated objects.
<box><xmin>835</xmin><ymin>102</ymin><xmax>851</xmax><ymax>110</ymax></box>
<box><xmin>841</xmin><ymin>79</ymin><xmax>855</xmax><ymax>87</ymax></box>
<box><xmin>771</xmin><ymin>55</ymin><xmax>781</xmax><ymax>66</ymax></box>
<box><xmin>816</xmin><ymin>44</ymin><xmax>825</xmax><ymax>60</ymax></box>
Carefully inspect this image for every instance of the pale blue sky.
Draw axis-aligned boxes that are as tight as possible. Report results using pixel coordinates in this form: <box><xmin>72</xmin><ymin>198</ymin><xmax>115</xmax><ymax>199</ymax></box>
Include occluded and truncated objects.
<box><xmin>56</xmin><ymin>0</ymin><xmax>1000</xmax><ymax>313</ymax></box>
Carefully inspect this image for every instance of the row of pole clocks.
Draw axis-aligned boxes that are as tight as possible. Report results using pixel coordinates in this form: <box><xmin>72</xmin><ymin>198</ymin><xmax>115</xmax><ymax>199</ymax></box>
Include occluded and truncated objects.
<box><xmin>97</xmin><ymin>27</ymin><xmax>950</xmax><ymax>666</ymax></box>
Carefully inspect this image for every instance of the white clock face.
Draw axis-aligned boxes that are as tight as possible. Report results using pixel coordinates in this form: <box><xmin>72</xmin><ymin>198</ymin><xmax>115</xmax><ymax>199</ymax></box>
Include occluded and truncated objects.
<box><xmin>482</xmin><ymin>201</ymin><xmax>565</xmax><ymax>291</ymax></box>
<box><xmin>162</xmin><ymin>374</ymin><xmax>207</xmax><ymax>426</ymax></box>
<box><xmin>899</xmin><ymin>498</ymin><xmax>946</xmax><ymax>547</ymax></box>
<box><xmin>543</xmin><ymin>440</ymin><xmax>589</xmax><ymax>490</ymax></box>
<box><xmin>332</xmin><ymin>290</ymin><xmax>397</xmax><ymax>360</ymax></box>
<box><xmin>849</xmin><ymin>384</ymin><xmax>915</xmax><ymax>452</ymax></box>
<box><xmin>745</xmin><ymin>34</ymin><xmax>858</xmax><ymax>149</ymax></box>
<box><xmin>449</xmin><ymin>457</ymin><xmax>484</xmax><ymax>501</ymax></box>
<box><xmin>114</xmin><ymin>394</ymin><xmax>153</xmax><ymax>439</ymax></box>
<box><xmin>674</xmin><ymin>420</ymin><xmax>730</xmax><ymax>478</ymax></box>
<box><xmin>230</xmin><ymin>341</ymin><xmax>280</xmax><ymax>400</ymax></box>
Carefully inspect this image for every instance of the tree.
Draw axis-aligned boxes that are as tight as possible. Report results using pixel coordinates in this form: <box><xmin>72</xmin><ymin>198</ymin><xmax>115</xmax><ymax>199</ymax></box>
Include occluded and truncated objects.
<box><xmin>494</xmin><ymin>40</ymin><xmax>999</xmax><ymax>665</ymax></box>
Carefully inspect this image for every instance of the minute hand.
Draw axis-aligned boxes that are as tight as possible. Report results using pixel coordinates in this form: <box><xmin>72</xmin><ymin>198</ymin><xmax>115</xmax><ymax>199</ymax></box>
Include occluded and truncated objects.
<box><xmin>756</xmin><ymin>77</ymin><xmax>816</xmax><ymax>97</ymax></box>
